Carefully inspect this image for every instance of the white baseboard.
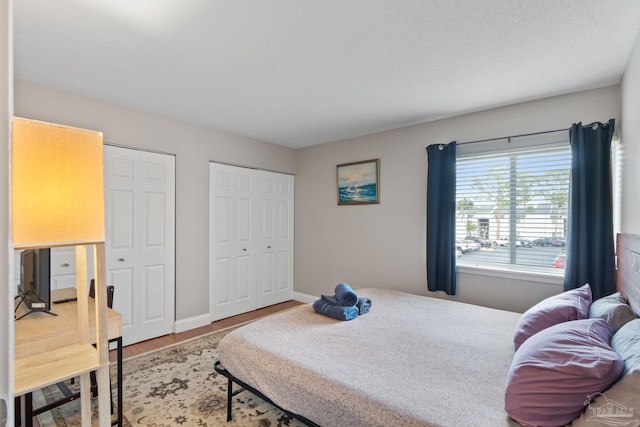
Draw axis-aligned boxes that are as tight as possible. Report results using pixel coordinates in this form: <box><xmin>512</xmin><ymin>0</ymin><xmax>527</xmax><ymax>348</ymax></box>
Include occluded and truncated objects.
<box><xmin>293</xmin><ymin>291</ymin><xmax>316</xmax><ymax>304</ymax></box>
<box><xmin>175</xmin><ymin>294</ymin><xmax>316</xmax><ymax>334</ymax></box>
<box><xmin>174</xmin><ymin>313</ymin><xmax>211</xmax><ymax>334</ymax></box>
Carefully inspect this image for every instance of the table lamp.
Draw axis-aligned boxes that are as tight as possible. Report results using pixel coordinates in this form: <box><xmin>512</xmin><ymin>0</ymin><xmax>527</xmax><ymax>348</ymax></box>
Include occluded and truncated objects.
<box><xmin>11</xmin><ymin>117</ymin><xmax>111</xmax><ymax>427</ymax></box>
<box><xmin>11</xmin><ymin>117</ymin><xmax>104</xmax><ymax>248</ymax></box>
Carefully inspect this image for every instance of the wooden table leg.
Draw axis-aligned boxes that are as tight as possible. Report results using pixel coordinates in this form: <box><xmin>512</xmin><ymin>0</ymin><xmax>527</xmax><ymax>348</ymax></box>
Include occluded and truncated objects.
<box><xmin>80</xmin><ymin>373</ymin><xmax>91</xmax><ymax>426</ymax></box>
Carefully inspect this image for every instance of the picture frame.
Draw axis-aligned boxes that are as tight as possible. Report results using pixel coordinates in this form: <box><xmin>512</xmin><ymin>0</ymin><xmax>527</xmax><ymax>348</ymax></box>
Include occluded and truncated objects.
<box><xmin>337</xmin><ymin>159</ymin><xmax>380</xmax><ymax>205</ymax></box>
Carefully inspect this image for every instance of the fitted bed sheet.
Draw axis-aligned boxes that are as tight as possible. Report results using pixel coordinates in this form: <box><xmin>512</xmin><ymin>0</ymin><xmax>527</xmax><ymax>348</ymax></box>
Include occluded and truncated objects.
<box><xmin>218</xmin><ymin>288</ymin><xmax>523</xmax><ymax>427</ymax></box>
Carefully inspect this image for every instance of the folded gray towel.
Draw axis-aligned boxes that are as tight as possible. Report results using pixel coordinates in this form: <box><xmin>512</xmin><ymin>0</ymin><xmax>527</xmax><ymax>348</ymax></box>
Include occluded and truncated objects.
<box><xmin>335</xmin><ymin>283</ymin><xmax>358</xmax><ymax>306</ymax></box>
<box><xmin>313</xmin><ymin>298</ymin><xmax>359</xmax><ymax>321</ymax></box>
<box><xmin>321</xmin><ymin>294</ymin><xmax>340</xmax><ymax>305</ymax></box>
<box><xmin>357</xmin><ymin>296</ymin><xmax>372</xmax><ymax>315</ymax></box>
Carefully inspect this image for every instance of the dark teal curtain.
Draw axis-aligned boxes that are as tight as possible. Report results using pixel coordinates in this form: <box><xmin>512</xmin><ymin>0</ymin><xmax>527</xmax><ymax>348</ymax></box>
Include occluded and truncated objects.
<box><xmin>565</xmin><ymin>120</ymin><xmax>616</xmax><ymax>300</ymax></box>
<box><xmin>426</xmin><ymin>141</ymin><xmax>457</xmax><ymax>295</ymax></box>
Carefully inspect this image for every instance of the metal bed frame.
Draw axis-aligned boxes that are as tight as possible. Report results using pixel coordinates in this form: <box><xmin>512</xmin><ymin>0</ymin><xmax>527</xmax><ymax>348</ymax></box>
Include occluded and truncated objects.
<box><xmin>214</xmin><ymin>360</ymin><xmax>320</xmax><ymax>427</ymax></box>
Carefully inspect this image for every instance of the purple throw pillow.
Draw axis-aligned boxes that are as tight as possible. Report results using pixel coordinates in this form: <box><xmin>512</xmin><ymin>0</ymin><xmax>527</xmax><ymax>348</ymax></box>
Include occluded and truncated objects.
<box><xmin>505</xmin><ymin>318</ymin><xmax>623</xmax><ymax>427</ymax></box>
<box><xmin>514</xmin><ymin>283</ymin><xmax>592</xmax><ymax>350</ymax></box>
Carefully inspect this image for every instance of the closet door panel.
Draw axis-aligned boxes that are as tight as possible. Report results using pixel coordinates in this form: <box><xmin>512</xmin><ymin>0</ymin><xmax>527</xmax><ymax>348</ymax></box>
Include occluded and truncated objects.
<box><xmin>210</xmin><ymin>164</ymin><xmax>293</xmax><ymax>319</ymax></box>
<box><xmin>236</xmin><ymin>255</ymin><xmax>252</xmax><ymax>301</ymax></box>
<box><xmin>256</xmin><ymin>170</ymin><xmax>294</xmax><ymax>308</ymax></box>
<box><xmin>104</xmin><ymin>146</ymin><xmax>175</xmax><ymax>346</ymax></box>
<box><xmin>110</xmin><ymin>191</ymin><xmax>134</xmax><ymax>250</ymax></box>
<box><xmin>108</xmin><ymin>267</ymin><xmax>134</xmax><ymax>331</ymax></box>
<box><xmin>209</xmin><ymin>163</ymin><xmax>257</xmax><ymax>321</ymax></box>
<box><xmin>144</xmin><ymin>264</ymin><xmax>166</xmax><ymax>321</ymax></box>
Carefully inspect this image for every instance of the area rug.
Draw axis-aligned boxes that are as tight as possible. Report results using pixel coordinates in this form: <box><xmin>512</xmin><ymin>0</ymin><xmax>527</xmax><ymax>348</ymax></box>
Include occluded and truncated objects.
<box><xmin>35</xmin><ymin>325</ymin><xmax>307</xmax><ymax>427</ymax></box>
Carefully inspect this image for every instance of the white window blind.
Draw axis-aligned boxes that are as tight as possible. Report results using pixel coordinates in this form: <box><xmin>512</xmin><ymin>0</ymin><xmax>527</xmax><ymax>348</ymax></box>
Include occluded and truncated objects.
<box><xmin>455</xmin><ymin>141</ymin><xmax>571</xmax><ymax>276</ymax></box>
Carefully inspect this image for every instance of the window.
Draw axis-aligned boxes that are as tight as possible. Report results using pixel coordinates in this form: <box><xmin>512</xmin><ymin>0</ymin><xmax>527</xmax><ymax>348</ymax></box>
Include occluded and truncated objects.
<box><xmin>455</xmin><ymin>134</ymin><xmax>570</xmax><ymax>276</ymax></box>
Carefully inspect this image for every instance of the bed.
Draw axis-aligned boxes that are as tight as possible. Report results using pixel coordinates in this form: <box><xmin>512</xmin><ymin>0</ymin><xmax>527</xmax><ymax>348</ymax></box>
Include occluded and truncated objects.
<box><xmin>215</xmin><ymin>233</ymin><xmax>640</xmax><ymax>427</ymax></box>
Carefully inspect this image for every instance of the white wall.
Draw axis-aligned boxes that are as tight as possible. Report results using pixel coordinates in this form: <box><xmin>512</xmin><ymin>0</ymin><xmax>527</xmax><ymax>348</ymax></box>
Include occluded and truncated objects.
<box><xmin>12</xmin><ymin>33</ymin><xmax>640</xmax><ymax>323</ymax></box>
<box><xmin>295</xmin><ymin>86</ymin><xmax>621</xmax><ymax>313</ymax></box>
<box><xmin>621</xmin><ymin>30</ymin><xmax>640</xmax><ymax>234</ymax></box>
<box><xmin>14</xmin><ymin>80</ymin><xmax>296</xmax><ymax>322</ymax></box>
<box><xmin>1</xmin><ymin>0</ymin><xmax>12</xmax><ymax>422</ymax></box>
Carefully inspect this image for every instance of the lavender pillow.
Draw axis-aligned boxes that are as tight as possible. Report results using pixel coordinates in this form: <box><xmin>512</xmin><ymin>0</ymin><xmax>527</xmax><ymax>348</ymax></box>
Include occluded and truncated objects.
<box><xmin>514</xmin><ymin>283</ymin><xmax>592</xmax><ymax>350</ymax></box>
<box><xmin>505</xmin><ymin>319</ymin><xmax>623</xmax><ymax>427</ymax></box>
<box><xmin>572</xmin><ymin>319</ymin><xmax>640</xmax><ymax>426</ymax></box>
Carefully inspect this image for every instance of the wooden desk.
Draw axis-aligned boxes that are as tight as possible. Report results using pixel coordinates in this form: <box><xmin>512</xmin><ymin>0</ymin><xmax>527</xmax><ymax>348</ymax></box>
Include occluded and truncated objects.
<box><xmin>14</xmin><ymin>288</ymin><xmax>123</xmax><ymax>426</ymax></box>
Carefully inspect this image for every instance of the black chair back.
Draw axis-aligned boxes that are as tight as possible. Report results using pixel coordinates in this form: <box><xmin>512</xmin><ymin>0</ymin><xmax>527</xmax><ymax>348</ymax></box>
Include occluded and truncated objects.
<box><xmin>89</xmin><ymin>278</ymin><xmax>115</xmax><ymax>309</ymax></box>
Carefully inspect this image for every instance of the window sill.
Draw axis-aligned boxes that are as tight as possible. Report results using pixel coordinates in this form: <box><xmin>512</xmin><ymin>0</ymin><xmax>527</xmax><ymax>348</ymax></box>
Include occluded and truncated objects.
<box><xmin>456</xmin><ymin>264</ymin><xmax>565</xmax><ymax>285</ymax></box>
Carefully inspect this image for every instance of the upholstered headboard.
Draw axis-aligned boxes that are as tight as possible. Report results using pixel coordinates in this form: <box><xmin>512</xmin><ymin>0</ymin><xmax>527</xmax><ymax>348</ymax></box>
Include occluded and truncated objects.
<box><xmin>616</xmin><ymin>233</ymin><xmax>640</xmax><ymax>317</ymax></box>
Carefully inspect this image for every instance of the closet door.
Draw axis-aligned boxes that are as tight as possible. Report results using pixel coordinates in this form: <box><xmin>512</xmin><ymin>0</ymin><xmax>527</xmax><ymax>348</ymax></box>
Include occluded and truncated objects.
<box><xmin>104</xmin><ymin>146</ymin><xmax>176</xmax><ymax>346</ymax></box>
<box><xmin>209</xmin><ymin>163</ymin><xmax>258</xmax><ymax>321</ymax></box>
<box><xmin>256</xmin><ymin>170</ymin><xmax>294</xmax><ymax>308</ymax></box>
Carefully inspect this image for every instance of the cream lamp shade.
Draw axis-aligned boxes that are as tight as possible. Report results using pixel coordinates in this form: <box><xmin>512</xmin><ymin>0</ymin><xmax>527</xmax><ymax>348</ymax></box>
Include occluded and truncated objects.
<box><xmin>11</xmin><ymin>117</ymin><xmax>105</xmax><ymax>249</ymax></box>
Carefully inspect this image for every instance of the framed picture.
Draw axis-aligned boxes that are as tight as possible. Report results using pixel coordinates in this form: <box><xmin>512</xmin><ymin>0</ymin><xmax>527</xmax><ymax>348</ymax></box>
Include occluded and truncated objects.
<box><xmin>337</xmin><ymin>159</ymin><xmax>380</xmax><ymax>205</ymax></box>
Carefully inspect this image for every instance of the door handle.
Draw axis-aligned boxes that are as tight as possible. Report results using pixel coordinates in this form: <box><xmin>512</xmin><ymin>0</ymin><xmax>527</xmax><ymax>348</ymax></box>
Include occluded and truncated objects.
<box><xmin>117</xmin><ymin>257</ymin><xmax>125</xmax><ymax>262</ymax></box>
<box><xmin>61</xmin><ymin>262</ymin><xmax>70</xmax><ymax>267</ymax></box>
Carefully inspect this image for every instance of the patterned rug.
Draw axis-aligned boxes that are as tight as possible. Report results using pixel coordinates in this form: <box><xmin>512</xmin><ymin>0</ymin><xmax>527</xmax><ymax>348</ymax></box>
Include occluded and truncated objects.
<box><xmin>35</xmin><ymin>325</ymin><xmax>307</xmax><ymax>427</ymax></box>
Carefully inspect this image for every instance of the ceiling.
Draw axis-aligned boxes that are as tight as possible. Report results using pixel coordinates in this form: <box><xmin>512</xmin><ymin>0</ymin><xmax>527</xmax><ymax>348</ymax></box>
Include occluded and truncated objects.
<box><xmin>13</xmin><ymin>1</ymin><xmax>640</xmax><ymax>149</ymax></box>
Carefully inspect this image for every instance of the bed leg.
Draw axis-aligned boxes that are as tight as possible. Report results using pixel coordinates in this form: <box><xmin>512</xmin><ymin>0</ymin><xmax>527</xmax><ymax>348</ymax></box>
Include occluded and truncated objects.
<box><xmin>226</xmin><ymin>377</ymin><xmax>233</xmax><ymax>422</ymax></box>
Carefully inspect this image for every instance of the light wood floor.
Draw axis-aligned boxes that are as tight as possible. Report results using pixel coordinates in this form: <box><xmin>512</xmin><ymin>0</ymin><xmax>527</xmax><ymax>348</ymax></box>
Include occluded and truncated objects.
<box><xmin>109</xmin><ymin>300</ymin><xmax>303</xmax><ymax>362</ymax></box>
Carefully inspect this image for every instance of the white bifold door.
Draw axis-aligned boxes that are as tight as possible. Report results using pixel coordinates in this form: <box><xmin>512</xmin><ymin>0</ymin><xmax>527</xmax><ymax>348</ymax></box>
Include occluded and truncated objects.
<box><xmin>104</xmin><ymin>146</ymin><xmax>176</xmax><ymax>346</ymax></box>
<box><xmin>209</xmin><ymin>163</ymin><xmax>294</xmax><ymax>321</ymax></box>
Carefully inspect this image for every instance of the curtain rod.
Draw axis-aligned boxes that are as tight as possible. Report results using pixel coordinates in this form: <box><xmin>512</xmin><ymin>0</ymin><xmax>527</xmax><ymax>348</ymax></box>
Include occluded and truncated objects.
<box><xmin>426</xmin><ymin>120</ymin><xmax>613</xmax><ymax>150</ymax></box>
<box><xmin>424</xmin><ymin>127</ymin><xmax>569</xmax><ymax>151</ymax></box>
<box><xmin>457</xmin><ymin>127</ymin><xmax>569</xmax><ymax>146</ymax></box>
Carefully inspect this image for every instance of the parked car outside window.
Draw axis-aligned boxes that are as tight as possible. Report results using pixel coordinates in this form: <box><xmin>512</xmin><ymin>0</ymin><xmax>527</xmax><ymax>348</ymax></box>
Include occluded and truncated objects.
<box><xmin>553</xmin><ymin>237</ymin><xmax>566</xmax><ymax>247</ymax></box>
<box><xmin>493</xmin><ymin>237</ymin><xmax>510</xmax><ymax>247</ymax></box>
<box><xmin>552</xmin><ymin>252</ymin><xmax>566</xmax><ymax>268</ymax></box>
<box><xmin>456</xmin><ymin>240</ymin><xmax>474</xmax><ymax>253</ymax></box>
<box><xmin>517</xmin><ymin>237</ymin><xmax>533</xmax><ymax>248</ymax></box>
<box><xmin>464</xmin><ymin>235</ymin><xmax>491</xmax><ymax>248</ymax></box>
<box><xmin>537</xmin><ymin>237</ymin><xmax>566</xmax><ymax>247</ymax></box>
<box><xmin>533</xmin><ymin>237</ymin><xmax>553</xmax><ymax>247</ymax></box>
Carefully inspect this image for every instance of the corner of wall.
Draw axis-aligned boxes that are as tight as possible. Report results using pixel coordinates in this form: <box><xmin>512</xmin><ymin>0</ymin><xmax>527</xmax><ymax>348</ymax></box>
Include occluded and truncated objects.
<box><xmin>620</xmin><ymin>29</ymin><xmax>640</xmax><ymax>234</ymax></box>
<box><xmin>1</xmin><ymin>0</ymin><xmax>13</xmax><ymax>419</ymax></box>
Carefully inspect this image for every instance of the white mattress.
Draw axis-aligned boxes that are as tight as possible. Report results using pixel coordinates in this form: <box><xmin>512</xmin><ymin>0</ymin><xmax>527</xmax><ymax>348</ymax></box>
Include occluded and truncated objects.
<box><xmin>218</xmin><ymin>288</ymin><xmax>523</xmax><ymax>427</ymax></box>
